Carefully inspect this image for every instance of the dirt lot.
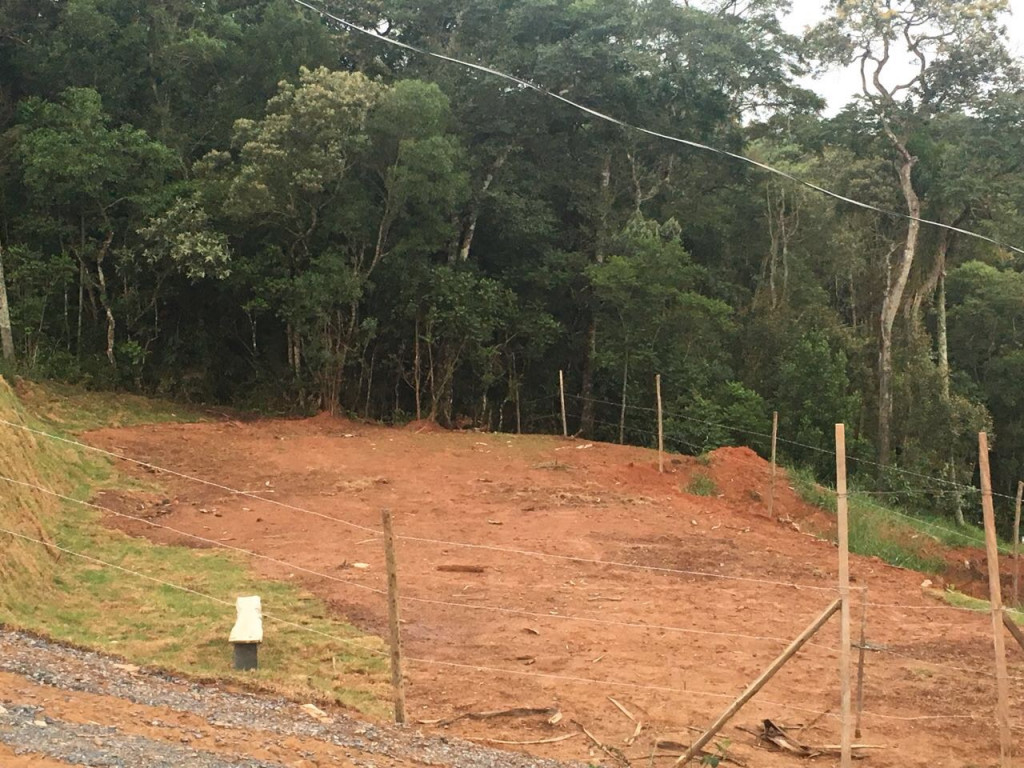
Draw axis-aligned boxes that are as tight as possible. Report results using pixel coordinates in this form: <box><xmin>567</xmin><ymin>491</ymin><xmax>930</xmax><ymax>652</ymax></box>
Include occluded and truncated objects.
<box><xmin>83</xmin><ymin>415</ymin><xmax>1024</xmax><ymax>767</ymax></box>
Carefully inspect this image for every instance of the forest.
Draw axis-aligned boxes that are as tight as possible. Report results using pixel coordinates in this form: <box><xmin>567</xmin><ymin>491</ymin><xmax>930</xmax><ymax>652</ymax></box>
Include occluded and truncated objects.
<box><xmin>1</xmin><ymin>0</ymin><xmax>1023</xmax><ymax>526</ymax></box>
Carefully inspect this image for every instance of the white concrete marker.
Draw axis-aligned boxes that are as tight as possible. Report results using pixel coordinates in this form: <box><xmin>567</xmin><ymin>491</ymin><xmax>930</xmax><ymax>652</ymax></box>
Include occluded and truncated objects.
<box><xmin>230</xmin><ymin>595</ymin><xmax>262</xmax><ymax>670</ymax></box>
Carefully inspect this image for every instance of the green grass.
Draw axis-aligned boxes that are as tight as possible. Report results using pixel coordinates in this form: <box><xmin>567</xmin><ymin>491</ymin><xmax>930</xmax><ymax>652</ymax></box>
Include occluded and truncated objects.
<box><xmin>0</xmin><ymin>377</ymin><xmax>389</xmax><ymax>716</ymax></box>
<box><xmin>13</xmin><ymin>378</ymin><xmax>207</xmax><ymax>432</ymax></box>
<box><xmin>685</xmin><ymin>472</ymin><xmax>719</xmax><ymax>497</ymax></box>
<box><xmin>938</xmin><ymin>589</ymin><xmax>1024</xmax><ymax>625</ymax></box>
<box><xmin>789</xmin><ymin>466</ymin><xmax>952</xmax><ymax>573</ymax></box>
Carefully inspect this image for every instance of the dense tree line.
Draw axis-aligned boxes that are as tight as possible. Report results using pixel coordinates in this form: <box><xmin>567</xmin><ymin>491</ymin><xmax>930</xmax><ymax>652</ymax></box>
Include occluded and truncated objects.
<box><xmin>2</xmin><ymin>0</ymin><xmax>1023</xmax><ymax>526</ymax></box>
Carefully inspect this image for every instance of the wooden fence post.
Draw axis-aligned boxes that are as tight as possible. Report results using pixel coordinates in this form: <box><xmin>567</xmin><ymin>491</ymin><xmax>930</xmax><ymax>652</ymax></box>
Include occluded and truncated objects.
<box><xmin>382</xmin><ymin>508</ymin><xmax>407</xmax><ymax>725</ymax></box>
<box><xmin>656</xmin><ymin>374</ymin><xmax>664</xmax><ymax>473</ymax></box>
<box><xmin>979</xmin><ymin>432</ymin><xmax>1012</xmax><ymax>766</ymax></box>
<box><xmin>558</xmin><ymin>370</ymin><xmax>568</xmax><ymax>438</ymax></box>
<box><xmin>835</xmin><ymin>424</ymin><xmax>852</xmax><ymax>768</ymax></box>
<box><xmin>1014</xmin><ymin>480</ymin><xmax>1022</xmax><ymax>607</ymax></box>
<box><xmin>768</xmin><ymin>411</ymin><xmax>779</xmax><ymax>517</ymax></box>
<box><xmin>854</xmin><ymin>588</ymin><xmax>868</xmax><ymax>739</ymax></box>
<box><xmin>674</xmin><ymin>598</ymin><xmax>842</xmax><ymax>766</ymax></box>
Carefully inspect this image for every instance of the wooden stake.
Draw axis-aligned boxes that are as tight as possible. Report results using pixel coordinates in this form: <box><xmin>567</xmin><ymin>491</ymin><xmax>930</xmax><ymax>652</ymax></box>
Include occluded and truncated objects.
<box><xmin>381</xmin><ymin>508</ymin><xmax>407</xmax><ymax>725</ymax></box>
<box><xmin>656</xmin><ymin>374</ymin><xmax>664</xmax><ymax>473</ymax></box>
<box><xmin>1014</xmin><ymin>480</ymin><xmax>1022</xmax><ymax>607</ymax></box>
<box><xmin>674</xmin><ymin>598</ymin><xmax>842</xmax><ymax>766</ymax></box>
<box><xmin>979</xmin><ymin>432</ymin><xmax>1012</xmax><ymax>766</ymax></box>
<box><xmin>854</xmin><ymin>588</ymin><xmax>868</xmax><ymax>740</ymax></box>
<box><xmin>559</xmin><ymin>370</ymin><xmax>568</xmax><ymax>438</ymax></box>
<box><xmin>768</xmin><ymin>411</ymin><xmax>779</xmax><ymax>518</ymax></box>
<box><xmin>835</xmin><ymin>423</ymin><xmax>852</xmax><ymax>768</ymax></box>
<box><xmin>1003</xmin><ymin>610</ymin><xmax>1024</xmax><ymax>653</ymax></box>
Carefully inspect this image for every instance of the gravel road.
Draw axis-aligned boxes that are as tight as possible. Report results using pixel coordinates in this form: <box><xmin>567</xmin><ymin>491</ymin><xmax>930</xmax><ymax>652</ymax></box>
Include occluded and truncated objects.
<box><xmin>0</xmin><ymin>629</ymin><xmax>587</xmax><ymax>768</ymax></box>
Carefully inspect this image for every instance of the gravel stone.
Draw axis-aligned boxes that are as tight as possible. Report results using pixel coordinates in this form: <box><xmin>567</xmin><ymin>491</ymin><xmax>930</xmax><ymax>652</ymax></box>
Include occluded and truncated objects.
<box><xmin>0</xmin><ymin>629</ymin><xmax>586</xmax><ymax>768</ymax></box>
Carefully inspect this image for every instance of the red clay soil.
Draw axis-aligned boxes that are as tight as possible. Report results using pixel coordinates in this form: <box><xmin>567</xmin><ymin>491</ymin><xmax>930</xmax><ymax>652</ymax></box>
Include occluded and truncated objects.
<box><xmin>84</xmin><ymin>417</ymin><xmax>1024</xmax><ymax>768</ymax></box>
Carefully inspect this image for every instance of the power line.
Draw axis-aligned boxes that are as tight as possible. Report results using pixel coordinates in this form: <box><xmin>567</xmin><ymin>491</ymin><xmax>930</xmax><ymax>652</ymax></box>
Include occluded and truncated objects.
<box><xmin>291</xmin><ymin>0</ymin><xmax>1024</xmax><ymax>257</ymax></box>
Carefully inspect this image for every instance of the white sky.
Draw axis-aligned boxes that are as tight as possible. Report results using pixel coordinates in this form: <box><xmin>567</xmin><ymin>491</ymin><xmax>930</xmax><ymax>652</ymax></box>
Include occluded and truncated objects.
<box><xmin>781</xmin><ymin>0</ymin><xmax>1024</xmax><ymax>113</ymax></box>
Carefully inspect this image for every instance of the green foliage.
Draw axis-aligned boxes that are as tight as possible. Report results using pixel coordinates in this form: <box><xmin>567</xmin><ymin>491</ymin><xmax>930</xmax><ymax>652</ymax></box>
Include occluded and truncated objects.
<box><xmin>685</xmin><ymin>472</ymin><xmax>719</xmax><ymax>497</ymax></box>
<box><xmin>0</xmin><ymin>0</ymin><xmax>1022</xmax><ymax>532</ymax></box>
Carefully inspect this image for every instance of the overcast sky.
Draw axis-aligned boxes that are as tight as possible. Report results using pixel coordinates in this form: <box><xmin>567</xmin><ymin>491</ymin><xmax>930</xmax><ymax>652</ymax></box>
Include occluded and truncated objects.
<box><xmin>780</xmin><ymin>0</ymin><xmax>1024</xmax><ymax>112</ymax></box>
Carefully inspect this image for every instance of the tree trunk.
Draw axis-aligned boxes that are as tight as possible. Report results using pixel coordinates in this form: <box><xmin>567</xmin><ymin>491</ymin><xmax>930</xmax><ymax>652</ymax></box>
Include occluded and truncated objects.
<box><xmin>414</xmin><ymin>315</ymin><xmax>422</xmax><ymax>420</ymax></box>
<box><xmin>618</xmin><ymin>352</ymin><xmax>629</xmax><ymax>444</ymax></box>
<box><xmin>578</xmin><ymin>316</ymin><xmax>597</xmax><ymax>437</ymax></box>
<box><xmin>937</xmin><ymin>270</ymin><xmax>950</xmax><ymax>401</ymax></box>
<box><xmin>578</xmin><ymin>152</ymin><xmax>613</xmax><ymax>439</ymax></box>
<box><xmin>94</xmin><ymin>233</ymin><xmax>116</xmax><ymax>367</ymax></box>
<box><xmin>877</xmin><ymin>152</ymin><xmax>921</xmax><ymax>469</ymax></box>
<box><xmin>456</xmin><ymin>149</ymin><xmax>508</xmax><ymax>263</ymax></box>
<box><xmin>0</xmin><ymin>242</ymin><xmax>15</xmax><ymax>362</ymax></box>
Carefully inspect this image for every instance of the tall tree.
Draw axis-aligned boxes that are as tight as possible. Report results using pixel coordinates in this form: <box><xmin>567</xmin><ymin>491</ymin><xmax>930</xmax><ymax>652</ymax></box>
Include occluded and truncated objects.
<box><xmin>809</xmin><ymin>0</ymin><xmax>1016</xmax><ymax>467</ymax></box>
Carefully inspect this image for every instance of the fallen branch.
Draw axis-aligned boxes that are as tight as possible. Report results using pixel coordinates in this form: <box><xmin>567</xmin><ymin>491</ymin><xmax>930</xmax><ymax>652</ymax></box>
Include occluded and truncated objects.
<box><xmin>625</xmin><ymin>720</ymin><xmax>643</xmax><ymax>746</ymax></box>
<box><xmin>574</xmin><ymin>720</ymin><xmax>631</xmax><ymax>766</ymax></box>
<box><xmin>653</xmin><ymin>738</ymin><xmax>747</xmax><ymax>767</ymax></box>
<box><xmin>419</xmin><ymin>706</ymin><xmax>559</xmax><ymax>727</ymax></box>
<box><xmin>436</xmin><ymin>565</ymin><xmax>486</xmax><ymax>573</ymax></box>
<box><xmin>744</xmin><ymin>720</ymin><xmax>881</xmax><ymax>759</ymax></box>
<box><xmin>608</xmin><ymin>696</ymin><xmax>636</xmax><ymax>722</ymax></box>
<box><xmin>485</xmin><ymin>733</ymin><xmax>579</xmax><ymax>746</ymax></box>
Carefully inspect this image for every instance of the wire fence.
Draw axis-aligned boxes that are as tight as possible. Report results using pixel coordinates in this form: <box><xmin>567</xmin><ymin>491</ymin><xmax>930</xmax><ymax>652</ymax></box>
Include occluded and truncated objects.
<box><xmin>3</xmin><ymin>383</ymin><xmax>1024</xmax><ymax>762</ymax></box>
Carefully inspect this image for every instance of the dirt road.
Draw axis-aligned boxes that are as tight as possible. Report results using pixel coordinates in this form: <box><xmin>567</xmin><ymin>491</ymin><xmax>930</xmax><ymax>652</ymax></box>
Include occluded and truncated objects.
<box><xmin>0</xmin><ymin>628</ymin><xmax>577</xmax><ymax>768</ymax></box>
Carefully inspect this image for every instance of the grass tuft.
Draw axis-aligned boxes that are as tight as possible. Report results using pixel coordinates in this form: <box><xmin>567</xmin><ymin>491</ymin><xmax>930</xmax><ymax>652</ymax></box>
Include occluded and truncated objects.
<box><xmin>685</xmin><ymin>472</ymin><xmax>719</xmax><ymax>497</ymax></box>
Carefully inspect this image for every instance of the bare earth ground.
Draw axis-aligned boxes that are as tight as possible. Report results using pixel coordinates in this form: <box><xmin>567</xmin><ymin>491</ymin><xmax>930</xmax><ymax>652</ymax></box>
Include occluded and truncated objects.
<box><xmin>35</xmin><ymin>416</ymin><xmax>1024</xmax><ymax>766</ymax></box>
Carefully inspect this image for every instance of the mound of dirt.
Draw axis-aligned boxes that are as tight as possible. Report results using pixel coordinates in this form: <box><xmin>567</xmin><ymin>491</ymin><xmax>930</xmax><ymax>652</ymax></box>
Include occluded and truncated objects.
<box><xmin>403</xmin><ymin>418</ymin><xmax>446</xmax><ymax>433</ymax></box>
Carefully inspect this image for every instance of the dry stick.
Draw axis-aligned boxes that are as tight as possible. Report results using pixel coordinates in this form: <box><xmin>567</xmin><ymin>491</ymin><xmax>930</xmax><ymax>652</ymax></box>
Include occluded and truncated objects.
<box><xmin>656</xmin><ymin>373</ymin><xmax>664</xmax><ymax>474</ymax></box>
<box><xmin>673</xmin><ymin>597</ymin><xmax>842</xmax><ymax>766</ymax></box>
<box><xmin>559</xmin><ymin>369</ymin><xmax>568</xmax><ymax>438</ymax></box>
<box><xmin>979</xmin><ymin>432</ymin><xmax>1013</xmax><ymax>767</ymax></box>
<box><xmin>768</xmin><ymin>411</ymin><xmax>779</xmax><ymax>518</ymax></box>
<box><xmin>835</xmin><ymin>424</ymin><xmax>853</xmax><ymax>768</ymax></box>
<box><xmin>382</xmin><ymin>507</ymin><xmax>407</xmax><ymax>725</ymax></box>
<box><xmin>854</xmin><ymin>588</ymin><xmax>868</xmax><ymax>740</ymax></box>
<box><xmin>1014</xmin><ymin>480</ymin><xmax>1023</xmax><ymax>607</ymax></box>
<box><xmin>1003</xmin><ymin>611</ymin><xmax>1024</xmax><ymax>653</ymax></box>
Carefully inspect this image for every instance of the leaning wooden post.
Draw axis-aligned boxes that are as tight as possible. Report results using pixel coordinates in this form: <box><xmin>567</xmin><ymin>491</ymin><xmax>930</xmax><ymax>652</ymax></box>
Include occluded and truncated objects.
<box><xmin>1003</xmin><ymin>611</ymin><xmax>1024</xmax><ymax>653</ymax></box>
<box><xmin>854</xmin><ymin>588</ymin><xmax>868</xmax><ymax>739</ymax></box>
<box><xmin>656</xmin><ymin>374</ymin><xmax>664</xmax><ymax>473</ymax></box>
<box><xmin>768</xmin><ymin>411</ymin><xmax>779</xmax><ymax>517</ymax></box>
<box><xmin>1014</xmin><ymin>480</ymin><xmax>1022</xmax><ymax>607</ymax></box>
<box><xmin>559</xmin><ymin>370</ymin><xmax>568</xmax><ymax>438</ymax></box>
<box><xmin>835</xmin><ymin>423</ymin><xmax>853</xmax><ymax>768</ymax></box>
<box><xmin>674</xmin><ymin>598</ymin><xmax>841</xmax><ymax>766</ymax></box>
<box><xmin>979</xmin><ymin>432</ymin><xmax>1012</xmax><ymax>766</ymax></box>
<box><xmin>381</xmin><ymin>508</ymin><xmax>407</xmax><ymax>725</ymax></box>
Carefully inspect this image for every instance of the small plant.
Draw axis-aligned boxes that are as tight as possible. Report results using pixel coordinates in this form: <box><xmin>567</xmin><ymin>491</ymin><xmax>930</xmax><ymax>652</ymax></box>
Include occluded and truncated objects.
<box><xmin>695</xmin><ymin>451</ymin><xmax>713</xmax><ymax>467</ymax></box>
<box><xmin>686</xmin><ymin>472</ymin><xmax>719</xmax><ymax>497</ymax></box>
<box><xmin>700</xmin><ymin>738</ymin><xmax>732</xmax><ymax>766</ymax></box>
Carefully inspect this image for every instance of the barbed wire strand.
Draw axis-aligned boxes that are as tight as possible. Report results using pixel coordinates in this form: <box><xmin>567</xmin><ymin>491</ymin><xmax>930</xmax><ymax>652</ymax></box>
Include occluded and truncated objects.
<box><xmin>0</xmin><ymin>418</ymin><xmax>840</xmax><ymax>593</ymax></box>
<box><xmin>0</xmin><ymin>472</ymin><xmax>846</xmax><ymax>649</ymax></box>
<box><xmin>6</xmin><ymin>478</ymin><xmax>1019</xmax><ymax>681</ymax></box>
<box><xmin>0</xmin><ymin>525</ymin><xmax>853</xmax><ymax>719</ymax></box>
<box><xmin>4</xmin><ymin>524</ymin><xmax>1013</xmax><ymax>727</ymax></box>
<box><xmin>566</xmin><ymin>392</ymin><xmax>1021</xmax><ymax>502</ymax></box>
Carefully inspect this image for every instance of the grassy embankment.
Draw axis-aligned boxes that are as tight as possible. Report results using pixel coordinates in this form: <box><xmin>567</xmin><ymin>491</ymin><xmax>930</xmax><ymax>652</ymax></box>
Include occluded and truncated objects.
<box><xmin>0</xmin><ymin>377</ymin><xmax>388</xmax><ymax>716</ymax></box>
<box><xmin>787</xmin><ymin>465</ymin><xmax>1023</xmax><ymax>620</ymax></box>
